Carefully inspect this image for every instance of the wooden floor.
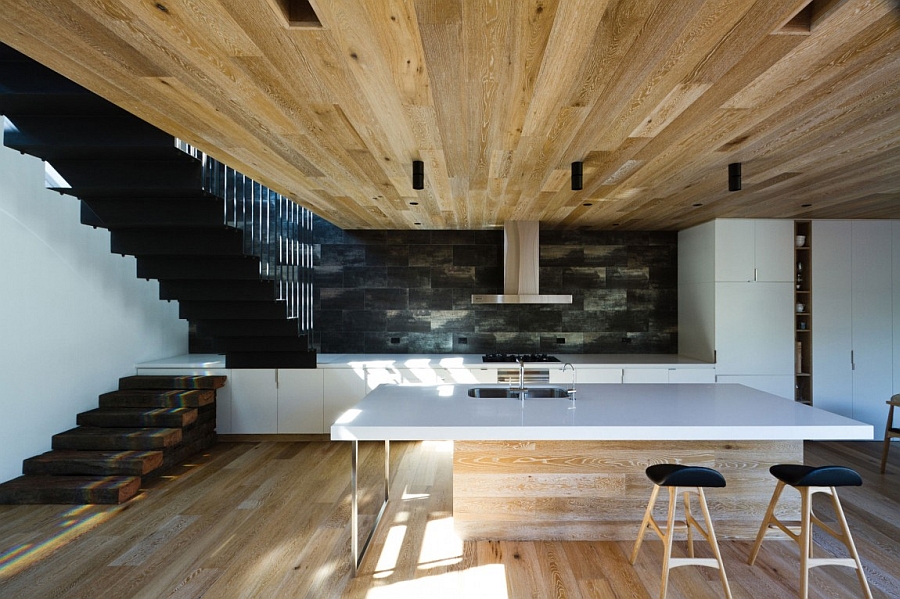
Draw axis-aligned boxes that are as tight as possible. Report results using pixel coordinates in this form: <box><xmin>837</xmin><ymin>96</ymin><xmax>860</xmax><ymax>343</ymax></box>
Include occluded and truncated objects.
<box><xmin>0</xmin><ymin>439</ymin><xmax>898</xmax><ymax>598</ymax></box>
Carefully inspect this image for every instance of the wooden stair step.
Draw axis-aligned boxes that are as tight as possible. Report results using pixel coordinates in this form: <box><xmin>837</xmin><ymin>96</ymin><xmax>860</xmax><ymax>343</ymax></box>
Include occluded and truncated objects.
<box><xmin>118</xmin><ymin>375</ymin><xmax>227</xmax><ymax>390</ymax></box>
<box><xmin>0</xmin><ymin>475</ymin><xmax>141</xmax><ymax>504</ymax></box>
<box><xmin>99</xmin><ymin>389</ymin><xmax>214</xmax><ymax>408</ymax></box>
<box><xmin>52</xmin><ymin>427</ymin><xmax>182</xmax><ymax>451</ymax></box>
<box><xmin>77</xmin><ymin>407</ymin><xmax>197</xmax><ymax>428</ymax></box>
<box><xmin>23</xmin><ymin>450</ymin><xmax>163</xmax><ymax>476</ymax></box>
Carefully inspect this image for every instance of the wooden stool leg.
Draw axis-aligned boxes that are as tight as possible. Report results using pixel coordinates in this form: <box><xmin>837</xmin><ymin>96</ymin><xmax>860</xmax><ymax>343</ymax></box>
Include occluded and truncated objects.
<box><xmin>683</xmin><ymin>490</ymin><xmax>695</xmax><ymax>558</ymax></box>
<box><xmin>799</xmin><ymin>487</ymin><xmax>812</xmax><ymax>599</ymax></box>
<box><xmin>630</xmin><ymin>484</ymin><xmax>661</xmax><ymax>564</ymax></box>
<box><xmin>748</xmin><ymin>480</ymin><xmax>786</xmax><ymax>565</ymax></box>
<box><xmin>659</xmin><ymin>486</ymin><xmax>677</xmax><ymax>599</ymax></box>
<box><xmin>827</xmin><ymin>488</ymin><xmax>874</xmax><ymax>599</ymax></box>
<box><xmin>695</xmin><ymin>487</ymin><xmax>733</xmax><ymax>599</ymax></box>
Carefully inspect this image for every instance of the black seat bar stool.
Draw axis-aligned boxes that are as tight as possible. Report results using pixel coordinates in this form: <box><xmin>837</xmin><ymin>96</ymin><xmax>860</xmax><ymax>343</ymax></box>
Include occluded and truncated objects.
<box><xmin>630</xmin><ymin>464</ymin><xmax>732</xmax><ymax>599</ymax></box>
<box><xmin>748</xmin><ymin>464</ymin><xmax>873</xmax><ymax>599</ymax></box>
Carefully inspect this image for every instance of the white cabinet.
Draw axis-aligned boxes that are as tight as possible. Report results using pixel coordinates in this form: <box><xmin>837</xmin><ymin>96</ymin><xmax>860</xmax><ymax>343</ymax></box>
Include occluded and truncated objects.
<box><xmin>679</xmin><ymin>219</ymin><xmax>794</xmax><ymax>399</ymax></box>
<box><xmin>813</xmin><ymin>220</ymin><xmax>893</xmax><ymax>436</ymax></box>
<box><xmin>667</xmin><ymin>368</ymin><xmax>716</xmax><ymax>383</ymax></box>
<box><xmin>324</xmin><ymin>368</ymin><xmax>367</xmax><ymax>429</ymax></box>
<box><xmin>715</xmin><ymin>282</ymin><xmax>793</xmax><ymax>376</ymax></box>
<box><xmin>623</xmin><ymin>368</ymin><xmax>669</xmax><ymax>383</ymax></box>
<box><xmin>715</xmin><ymin>219</ymin><xmax>794</xmax><ymax>282</ymax></box>
<box><xmin>550</xmin><ymin>368</ymin><xmax>623</xmax><ymax>384</ymax></box>
<box><xmin>229</xmin><ymin>369</ymin><xmax>278</xmax><ymax>434</ymax></box>
<box><xmin>277</xmin><ymin>369</ymin><xmax>324</xmax><ymax>434</ymax></box>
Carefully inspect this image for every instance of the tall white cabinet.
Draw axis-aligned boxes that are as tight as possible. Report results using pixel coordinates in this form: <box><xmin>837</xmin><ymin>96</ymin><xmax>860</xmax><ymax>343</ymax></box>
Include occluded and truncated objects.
<box><xmin>679</xmin><ymin>219</ymin><xmax>794</xmax><ymax>398</ymax></box>
<box><xmin>813</xmin><ymin>220</ymin><xmax>893</xmax><ymax>437</ymax></box>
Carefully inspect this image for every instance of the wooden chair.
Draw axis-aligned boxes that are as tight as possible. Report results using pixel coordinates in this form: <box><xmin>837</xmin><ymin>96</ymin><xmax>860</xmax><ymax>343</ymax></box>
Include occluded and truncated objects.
<box><xmin>748</xmin><ymin>464</ymin><xmax>872</xmax><ymax>599</ymax></box>
<box><xmin>880</xmin><ymin>393</ymin><xmax>900</xmax><ymax>474</ymax></box>
<box><xmin>630</xmin><ymin>464</ymin><xmax>732</xmax><ymax>599</ymax></box>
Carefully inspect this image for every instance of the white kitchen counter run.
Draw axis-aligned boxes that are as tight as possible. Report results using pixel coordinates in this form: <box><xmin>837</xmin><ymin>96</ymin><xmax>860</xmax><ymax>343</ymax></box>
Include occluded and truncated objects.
<box><xmin>136</xmin><ymin>353</ymin><xmax>714</xmax><ymax>369</ymax></box>
<box><xmin>331</xmin><ymin>383</ymin><xmax>872</xmax><ymax>442</ymax></box>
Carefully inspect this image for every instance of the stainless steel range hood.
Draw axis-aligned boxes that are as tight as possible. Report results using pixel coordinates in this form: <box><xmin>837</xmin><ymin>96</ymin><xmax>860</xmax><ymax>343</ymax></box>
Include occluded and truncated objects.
<box><xmin>471</xmin><ymin>221</ymin><xmax>572</xmax><ymax>304</ymax></box>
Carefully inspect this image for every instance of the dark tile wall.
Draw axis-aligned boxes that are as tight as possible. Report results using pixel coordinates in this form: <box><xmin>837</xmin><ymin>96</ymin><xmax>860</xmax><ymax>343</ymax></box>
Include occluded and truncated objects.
<box><xmin>312</xmin><ymin>216</ymin><xmax>678</xmax><ymax>354</ymax></box>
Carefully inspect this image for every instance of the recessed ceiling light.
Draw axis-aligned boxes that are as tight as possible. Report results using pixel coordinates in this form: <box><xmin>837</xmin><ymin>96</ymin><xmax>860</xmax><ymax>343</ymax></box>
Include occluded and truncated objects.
<box><xmin>414</xmin><ymin>222</ymin><xmax>422</xmax><ymax>225</ymax></box>
<box><xmin>583</xmin><ymin>202</ymin><xmax>593</xmax><ymax>207</ymax></box>
<box><xmin>409</xmin><ymin>202</ymin><xmax>418</xmax><ymax>206</ymax></box>
<box><xmin>693</xmin><ymin>203</ymin><xmax>703</xmax><ymax>207</ymax></box>
<box><xmin>801</xmin><ymin>203</ymin><xmax>812</xmax><ymax>207</ymax></box>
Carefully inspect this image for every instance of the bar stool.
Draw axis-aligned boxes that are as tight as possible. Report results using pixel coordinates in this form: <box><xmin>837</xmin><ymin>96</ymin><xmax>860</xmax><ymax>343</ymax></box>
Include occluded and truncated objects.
<box><xmin>630</xmin><ymin>464</ymin><xmax>732</xmax><ymax>599</ymax></box>
<box><xmin>880</xmin><ymin>393</ymin><xmax>900</xmax><ymax>473</ymax></box>
<box><xmin>748</xmin><ymin>464</ymin><xmax>872</xmax><ymax>599</ymax></box>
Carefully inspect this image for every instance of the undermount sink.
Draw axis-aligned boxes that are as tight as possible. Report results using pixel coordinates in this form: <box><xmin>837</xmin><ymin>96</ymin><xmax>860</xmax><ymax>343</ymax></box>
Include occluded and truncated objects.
<box><xmin>467</xmin><ymin>387</ymin><xmax>572</xmax><ymax>399</ymax></box>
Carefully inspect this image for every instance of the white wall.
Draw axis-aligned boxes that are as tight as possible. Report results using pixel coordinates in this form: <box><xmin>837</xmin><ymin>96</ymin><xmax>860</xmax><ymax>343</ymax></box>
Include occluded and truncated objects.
<box><xmin>0</xmin><ymin>126</ymin><xmax>187</xmax><ymax>483</ymax></box>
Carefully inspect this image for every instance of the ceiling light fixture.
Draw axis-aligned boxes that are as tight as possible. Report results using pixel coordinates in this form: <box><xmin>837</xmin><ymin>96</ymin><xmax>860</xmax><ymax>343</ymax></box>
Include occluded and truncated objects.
<box><xmin>571</xmin><ymin>161</ymin><xmax>583</xmax><ymax>190</ymax></box>
<box><xmin>412</xmin><ymin>160</ymin><xmax>424</xmax><ymax>190</ymax></box>
<box><xmin>728</xmin><ymin>162</ymin><xmax>741</xmax><ymax>191</ymax></box>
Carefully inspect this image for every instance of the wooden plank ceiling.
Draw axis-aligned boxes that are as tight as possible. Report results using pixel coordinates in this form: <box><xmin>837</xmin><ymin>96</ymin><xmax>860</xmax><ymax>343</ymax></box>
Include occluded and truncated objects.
<box><xmin>1</xmin><ymin>0</ymin><xmax>899</xmax><ymax>231</ymax></box>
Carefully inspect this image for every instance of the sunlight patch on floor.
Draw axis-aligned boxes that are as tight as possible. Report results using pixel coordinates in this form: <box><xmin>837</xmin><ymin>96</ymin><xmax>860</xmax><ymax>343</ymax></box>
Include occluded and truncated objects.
<box><xmin>365</xmin><ymin>564</ymin><xmax>509</xmax><ymax>599</ymax></box>
<box><xmin>373</xmin><ymin>523</ymin><xmax>407</xmax><ymax>578</ymax></box>
<box><xmin>418</xmin><ymin>517</ymin><xmax>462</xmax><ymax>569</ymax></box>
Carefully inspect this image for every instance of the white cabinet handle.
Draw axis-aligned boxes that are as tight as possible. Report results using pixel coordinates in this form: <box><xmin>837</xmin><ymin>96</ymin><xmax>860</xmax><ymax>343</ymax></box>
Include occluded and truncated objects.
<box><xmin>754</xmin><ymin>267</ymin><xmax>758</xmax><ymax>282</ymax></box>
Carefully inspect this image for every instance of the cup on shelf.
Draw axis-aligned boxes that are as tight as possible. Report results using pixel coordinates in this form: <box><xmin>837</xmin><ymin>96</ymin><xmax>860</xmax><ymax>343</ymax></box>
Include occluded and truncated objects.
<box><xmin>795</xmin><ymin>235</ymin><xmax>806</xmax><ymax>247</ymax></box>
<box><xmin>796</xmin><ymin>303</ymin><xmax>805</xmax><ymax>313</ymax></box>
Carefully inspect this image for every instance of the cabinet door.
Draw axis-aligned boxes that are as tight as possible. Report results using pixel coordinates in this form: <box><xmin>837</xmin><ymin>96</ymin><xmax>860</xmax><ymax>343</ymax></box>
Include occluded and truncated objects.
<box><xmin>277</xmin><ymin>369</ymin><xmax>324</xmax><ymax>434</ymax></box>
<box><xmin>754</xmin><ymin>220</ymin><xmax>793</xmax><ymax>282</ymax></box>
<box><xmin>324</xmin><ymin>368</ymin><xmax>368</xmax><ymax>430</ymax></box>
<box><xmin>715</xmin><ymin>220</ymin><xmax>756</xmax><ymax>282</ymax></box>
<box><xmin>443</xmin><ymin>367</ymin><xmax>497</xmax><ymax>384</ymax></box>
<box><xmin>623</xmin><ymin>368</ymin><xmax>669</xmax><ymax>383</ymax></box>
<box><xmin>714</xmin><ymin>220</ymin><xmax>792</xmax><ymax>282</ymax></box>
<box><xmin>851</xmin><ymin>221</ymin><xmax>893</xmax><ymax>433</ymax></box>
<box><xmin>229</xmin><ymin>369</ymin><xmax>277</xmax><ymax>434</ymax></box>
<box><xmin>812</xmin><ymin>220</ymin><xmax>852</xmax><ymax>417</ymax></box>
<box><xmin>550</xmin><ymin>368</ymin><xmax>622</xmax><ymax>384</ymax></box>
<box><xmin>715</xmin><ymin>282</ymin><xmax>793</xmax><ymax>375</ymax></box>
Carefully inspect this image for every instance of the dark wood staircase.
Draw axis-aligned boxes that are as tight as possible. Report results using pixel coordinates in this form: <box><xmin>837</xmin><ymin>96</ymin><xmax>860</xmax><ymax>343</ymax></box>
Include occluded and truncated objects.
<box><xmin>0</xmin><ymin>375</ymin><xmax>225</xmax><ymax>505</ymax></box>
<box><xmin>0</xmin><ymin>42</ymin><xmax>315</xmax><ymax>368</ymax></box>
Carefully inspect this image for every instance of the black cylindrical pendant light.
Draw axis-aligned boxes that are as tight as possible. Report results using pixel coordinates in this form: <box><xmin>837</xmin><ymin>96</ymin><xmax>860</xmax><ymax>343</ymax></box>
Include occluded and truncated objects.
<box><xmin>728</xmin><ymin>162</ymin><xmax>741</xmax><ymax>191</ymax></box>
<box><xmin>412</xmin><ymin>160</ymin><xmax>424</xmax><ymax>190</ymax></box>
<box><xmin>571</xmin><ymin>161</ymin><xmax>583</xmax><ymax>191</ymax></box>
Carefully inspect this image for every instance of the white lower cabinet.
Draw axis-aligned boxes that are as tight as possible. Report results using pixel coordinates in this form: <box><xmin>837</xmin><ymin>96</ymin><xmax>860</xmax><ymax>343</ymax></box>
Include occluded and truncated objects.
<box><xmin>667</xmin><ymin>368</ymin><xmax>716</xmax><ymax>384</ymax></box>
<box><xmin>323</xmin><ymin>368</ymin><xmax>367</xmax><ymax>430</ymax></box>
<box><xmin>277</xmin><ymin>369</ymin><xmax>324</xmax><ymax>434</ymax></box>
<box><xmin>229</xmin><ymin>369</ymin><xmax>278</xmax><ymax>434</ymax></box>
<box><xmin>623</xmin><ymin>368</ymin><xmax>669</xmax><ymax>383</ymax></box>
<box><xmin>550</xmin><ymin>368</ymin><xmax>623</xmax><ymax>384</ymax></box>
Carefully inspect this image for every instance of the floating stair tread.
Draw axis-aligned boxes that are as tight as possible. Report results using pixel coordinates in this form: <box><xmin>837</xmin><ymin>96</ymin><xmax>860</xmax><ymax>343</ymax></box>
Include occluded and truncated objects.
<box><xmin>77</xmin><ymin>407</ymin><xmax>197</xmax><ymax>428</ymax></box>
<box><xmin>23</xmin><ymin>450</ymin><xmax>163</xmax><ymax>476</ymax></box>
<box><xmin>0</xmin><ymin>475</ymin><xmax>141</xmax><ymax>505</ymax></box>
<box><xmin>52</xmin><ymin>427</ymin><xmax>182</xmax><ymax>451</ymax></box>
<box><xmin>118</xmin><ymin>375</ymin><xmax>227</xmax><ymax>390</ymax></box>
<box><xmin>99</xmin><ymin>389</ymin><xmax>215</xmax><ymax>409</ymax></box>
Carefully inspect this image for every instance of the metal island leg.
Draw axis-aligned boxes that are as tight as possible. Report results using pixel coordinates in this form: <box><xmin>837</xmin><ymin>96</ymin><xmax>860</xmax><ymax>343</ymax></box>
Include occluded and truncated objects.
<box><xmin>351</xmin><ymin>439</ymin><xmax>390</xmax><ymax>576</ymax></box>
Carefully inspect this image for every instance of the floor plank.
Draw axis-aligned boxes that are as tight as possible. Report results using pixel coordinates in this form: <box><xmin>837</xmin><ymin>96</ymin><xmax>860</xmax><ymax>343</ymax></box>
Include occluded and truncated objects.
<box><xmin>0</xmin><ymin>440</ymin><xmax>896</xmax><ymax>598</ymax></box>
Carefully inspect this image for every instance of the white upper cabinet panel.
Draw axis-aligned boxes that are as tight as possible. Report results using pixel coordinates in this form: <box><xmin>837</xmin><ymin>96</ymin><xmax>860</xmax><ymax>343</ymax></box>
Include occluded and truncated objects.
<box><xmin>715</xmin><ymin>220</ymin><xmax>756</xmax><ymax>281</ymax></box>
<box><xmin>715</xmin><ymin>282</ymin><xmax>794</xmax><ymax>375</ymax></box>
<box><xmin>755</xmin><ymin>220</ymin><xmax>794</xmax><ymax>282</ymax></box>
<box><xmin>714</xmin><ymin>219</ymin><xmax>793</xmax><ymax>282</ymax></box>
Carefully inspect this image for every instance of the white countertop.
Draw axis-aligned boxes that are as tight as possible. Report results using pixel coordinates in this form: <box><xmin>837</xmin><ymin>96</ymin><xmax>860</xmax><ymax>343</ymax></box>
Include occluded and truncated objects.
<box><xmin>135</xmin><ymin>353</ymin><xmax>714</xmax><ymax>369</ymax></box>
<box><xmin>317</xmin><ymin>353</ymin><xmax>713</xmax><ymax>368</ymax></box>
<box><xmin>330</xmin><ymin>383</ymin><xmax>873</xmax><ymax>442</ymax></box>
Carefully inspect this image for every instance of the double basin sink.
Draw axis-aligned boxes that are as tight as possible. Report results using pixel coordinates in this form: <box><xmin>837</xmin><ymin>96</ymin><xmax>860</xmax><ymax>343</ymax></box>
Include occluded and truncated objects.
<box><xmin>467</xmin><ymin>387</ymin><xmax>573</xmax><ymax>399</ymax></box>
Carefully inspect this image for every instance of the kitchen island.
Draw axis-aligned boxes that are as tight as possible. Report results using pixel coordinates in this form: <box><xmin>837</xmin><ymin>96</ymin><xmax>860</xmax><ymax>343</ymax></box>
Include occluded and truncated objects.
<box><xmin>331</xmin><ymin>382</ymin><xmax>872</xmax><ymax>551</ymax></box>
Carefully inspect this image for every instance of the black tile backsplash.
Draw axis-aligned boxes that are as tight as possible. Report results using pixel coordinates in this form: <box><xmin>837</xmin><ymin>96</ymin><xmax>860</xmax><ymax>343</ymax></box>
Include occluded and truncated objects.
<box><xmin>312</xmin><ymin>216</ymin><xmax>677</xmax><ymax>354</ymax></box>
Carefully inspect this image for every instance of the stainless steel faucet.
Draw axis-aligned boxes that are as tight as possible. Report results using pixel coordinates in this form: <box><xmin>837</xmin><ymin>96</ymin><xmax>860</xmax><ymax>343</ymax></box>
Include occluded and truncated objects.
<box><xmin>513</xmin><ymin>357</ymin><xmax>527</xmax><ymax>391</ymax></box>
<box><xmin>562</xmin><ymin>362</ymin><xmax>576</xmax><ymax>398</ymax></box>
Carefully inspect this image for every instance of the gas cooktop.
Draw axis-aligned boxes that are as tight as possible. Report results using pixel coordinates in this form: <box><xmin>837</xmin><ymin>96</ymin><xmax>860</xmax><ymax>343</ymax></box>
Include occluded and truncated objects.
<box><xmin>482</xmin><ymin>353</ymin><xmax>561</xmax><ymax>363</ymax></box>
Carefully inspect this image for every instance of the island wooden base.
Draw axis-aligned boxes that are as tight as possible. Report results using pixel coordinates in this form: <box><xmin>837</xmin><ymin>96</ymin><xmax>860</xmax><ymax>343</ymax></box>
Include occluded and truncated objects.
<box><xmin>453</xmin><ymin>440</ymin><xmax>802</xmax><ymax>541</ymax></box>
